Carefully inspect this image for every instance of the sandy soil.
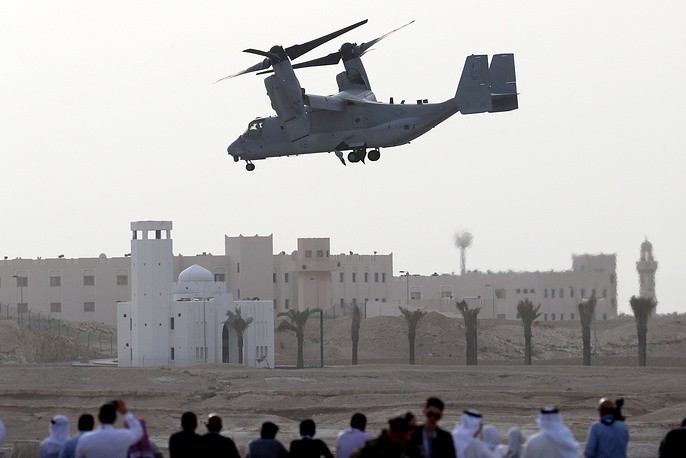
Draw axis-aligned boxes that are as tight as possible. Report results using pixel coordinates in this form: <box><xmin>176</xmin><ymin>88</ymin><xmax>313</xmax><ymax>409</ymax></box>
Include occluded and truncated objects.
<box><xmin>0</xmin><ymin>364</ymin><xmax>684</xmax><ymax>457</ymax></box>
<box><xmin>1</xmin><ymin>313</ymin><xmax>684</xmax><ymax>457</ymax></box>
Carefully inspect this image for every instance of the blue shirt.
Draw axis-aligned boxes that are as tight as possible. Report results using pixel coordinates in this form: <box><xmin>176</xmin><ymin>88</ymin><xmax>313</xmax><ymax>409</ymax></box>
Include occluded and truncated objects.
<box><xmin>584</xmin><ymin>416</ymin><xmax>629</xmax><ymax>458</ymax></box>
<box><xmin>58</xmin><ymin>432</ymin><xmax>86</xmax><ymax>458</ymax></box>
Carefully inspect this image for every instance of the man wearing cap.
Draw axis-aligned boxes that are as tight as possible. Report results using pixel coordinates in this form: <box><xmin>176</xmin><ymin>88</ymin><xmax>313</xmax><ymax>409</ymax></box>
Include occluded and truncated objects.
<box><xmin>200</xmin><ymin>414</ymin><xmax>240</xmax><ymax>458</ymax></box>
<box><xmin>353</xmin><ymin>416</ymin><xmax>414</xmax><ymax>457</ymax></box>
<box><xmin>451</xmin><ymin>409</ymin><xmax>496</xmax><ymax>458</ymax></box>
<box><xmin>583</xmin><ymin>399</ymin><xmax>629</xmax><ymax>458</ymax></box>
<box><xmin>75</xmin><ymin>400</ymin><xmax>144</xmax><ymax>458</ymax></box>
<box><xmin>522</xmin><ymin>407</ymin><xmax>579</xmax><ymax>458</ymax></box>
<box><xmin>411</xmin><ymin>398</ymin><xmax>456</xmax><ymax>458</ymax></box>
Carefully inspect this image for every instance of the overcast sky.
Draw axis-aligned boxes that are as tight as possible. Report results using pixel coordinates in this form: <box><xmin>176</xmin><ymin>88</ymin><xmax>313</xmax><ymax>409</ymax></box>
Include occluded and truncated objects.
<box><xmin>2</xmin><ymin>1</ymin><xmax>684</xmax><ymax>314</ymax></box>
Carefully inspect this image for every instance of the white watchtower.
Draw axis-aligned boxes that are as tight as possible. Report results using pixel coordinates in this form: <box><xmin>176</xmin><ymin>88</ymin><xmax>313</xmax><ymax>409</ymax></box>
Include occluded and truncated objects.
<box><xmin>636</xmin><ymin>238</ymin><xmax>658</xmax><ymax>303</ymax></box>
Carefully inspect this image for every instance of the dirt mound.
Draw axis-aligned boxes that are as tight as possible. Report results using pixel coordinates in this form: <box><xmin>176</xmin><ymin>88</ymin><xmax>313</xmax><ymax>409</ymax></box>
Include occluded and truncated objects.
<box><xmin>0</xmin><ymin>320</ymin><xmax>103</xmax><ymax>364</ymax></box>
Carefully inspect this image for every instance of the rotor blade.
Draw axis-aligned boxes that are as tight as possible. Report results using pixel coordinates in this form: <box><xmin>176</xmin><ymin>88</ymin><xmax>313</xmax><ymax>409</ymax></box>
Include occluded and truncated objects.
<box><xmin>214</xmin><ymin>58</ymin><xmax>271</xmax><ymax>83</ymax></box>
<box><xmin>357</xmin><ymin>20</ymin><xmax>414</xmax><ymax>57</ymax></box>
<box><xmin>292</xmin><ymin>51</ymin><xmax>343</xmax><ymax>70</ymax></box>
<box><xmin>285</xmin><ymin>19</ymin><xmax>368</xmax><ymax>60</ymax></box>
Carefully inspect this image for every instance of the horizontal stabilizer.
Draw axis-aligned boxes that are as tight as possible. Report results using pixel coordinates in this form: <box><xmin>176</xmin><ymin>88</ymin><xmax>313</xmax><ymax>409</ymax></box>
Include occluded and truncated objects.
<box><xmin>455</xmin><ymin>55</ymin><xmax>492</xmax><ymax>114</ymax></box>
<box><xmin>489</xmin><ymin>53</ymin><xmax>518</xmax><ymax>112</ymax></box>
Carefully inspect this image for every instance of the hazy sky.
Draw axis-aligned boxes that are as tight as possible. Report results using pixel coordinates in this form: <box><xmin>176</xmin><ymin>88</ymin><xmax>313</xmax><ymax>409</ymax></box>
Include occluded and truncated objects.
<box><xmin>2</xmin><ymin>1</ymin><xmax>684</xmax><ymax>314</ymax></box>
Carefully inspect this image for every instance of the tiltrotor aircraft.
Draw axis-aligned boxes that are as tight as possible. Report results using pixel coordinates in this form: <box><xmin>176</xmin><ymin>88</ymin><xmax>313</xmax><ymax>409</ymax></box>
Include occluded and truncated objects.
<box><xmin>220</xmin><ymin>20</ymin><xmax>517</xmax><ymax>171</ymax></box>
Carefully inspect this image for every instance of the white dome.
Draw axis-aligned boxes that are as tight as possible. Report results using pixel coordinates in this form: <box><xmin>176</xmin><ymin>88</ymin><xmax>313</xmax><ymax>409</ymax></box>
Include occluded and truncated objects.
<box><xmin>178</xmin><ymin>264</ymin><xmax>213</xmax><ymax>283</ymax></box>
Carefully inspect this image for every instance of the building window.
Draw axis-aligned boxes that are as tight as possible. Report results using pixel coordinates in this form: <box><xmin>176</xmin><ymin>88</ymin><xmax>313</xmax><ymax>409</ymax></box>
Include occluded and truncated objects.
<box><xmin>285</xmin><ymin>299</ymin><xmax>290</xmax><ymax>309</ymax></box>
<box><xmin>237</xmin><ymin>263</ymin><xmax>240</xmax><ymax>273</ymax></box>
<box><xmin>602</xmin><ymin>288</ymin><xmax>607</xmax><ymax>298</ymax></box>
<box><xmin>170</xmin><ymin>317</ymin><xmax>175</xmax><ymax>330</ymax></box>
<box><xmin>50</xmin><ymin>302</ymin><xmax>61</xmax><ymax>313</ymax></box>
<box><xmin>560</xmin><ymin>313</ymin><xmax>564</xmax><ymax>321</ymax></box>
<box><xmin>15</xmin><ymin>276</ymin><xmax>28</xmax><ymax>287</ymax></box>
<box><xmin>214</xmin><ymin>273</ymin><xmax>225</xmax><ymax>282</ymax></box>
<box><xmin>571</xmin><ymin>313</ymin><xmax>575</xmax><ymax>320</ymax></box>
<box><xmin>84</xmin><ymin>302</ymin><xmax>95</xmax><ymax>312</ymax></box>
<box><xmin>340</xmin><ymin>298</ymin><xmax>344</xmax><ymax>306</ymax></box>
<box><xmin>170</xmin><ymin>348</ymin><xmax>175</xmax><ymax>360</ymax></box>
<box><xmin>364</xmin><ymin>273</ymin><xmax>368</xmax><ymax>283</ymax></box>
<box><xmin>116</xmin><ymin>275</ymin><xmax>128</xmax><ymax>286</ymax></box>
<box><xmin>551</xmin><ymin>289</ymin><xmax>556</xmax><ymax>298</ymax></box>
<box><xmin>273</xmin><ymin>272</ymin><xmax>277</xmax><ymax>283</ymax></box>
<box><xmin>352</xmin><ymin>298</ymin><xmax>357</xmax><ymax>306</ymax></box>
<box><xmin>591</xmin><ymin>288</ymin><xmax>596</xmax><ymax>298</ymax></box>
<box><xmin>516</xmin><ymin>288</ymin><xmax>521</xmax><ymax>294</ymax></box>
<box><xmin>305</xmin><ymin>250</ymin><xmax>312</xmax><ymax>258</ymax></box>
<box><xmin>495</xmin><ymin>288</ymin><xmax>506</xmax><ymax>299</ymax></box>
<box><xmin>83</xmin><ymin>275</ymin><xmax>95</xmax><ymax>286</ymax></box>
<box><xmin>559</xmin><ymin>288</ymin><xmax>564</xmax><ymax>298</ymax></box>
<box><xmin>523</xmin><ymin>288</ymin><xmax>528</xmax><ymax>294</ymax></box>
<box><xmin>382</xmin><ymin>273</ymin><xmax>386</xmax><ymax>283</ymax></box>
<box><xmin>284</xmin><ymin>273</ymin><xmax>289</xmax><ymax>283</ymax></box>
<box><xmin>551</xmin><ymin>313</ymin><xmax>556</xmax><ymax>321</ymax></box>
<box><xmin>374</xmin><ymin>273</ymin><xmax>379</xmax><ymax>283</ymax></box>
<box><xmin>570</xmin><ymin>287</ymin><xmax>575</xmax><ymax>298</ymax></box>
<box><xmin>50</xmin><ymin>276</ymin><xmax>61</xmax><ymax>287</ymax></box>
<box><xmin>610</xmin><ymin>273</ymin><xmax>616</xmax><ymax>284</ymax></box>
<box><xmin>352</xmin><ymin>273</ymin><xmax>356</xmax><ymax>283</ymax></box>
<box><xmin>339</xmin><ymin>272</ymin><xmax>344</xmax><ymax>282</ymax></box>
<box><xmin>581</xmin><ymin>288</ymin><xmax>586</xmax><ymax>298</ymax></box>
<box><xmin>441</xmin><ymin>291</ymin><xmax>452</xmax><ymax>299</ymax></box>
<box><xmin>530</xmin><ymin>289</ymin><xmax>535</xmax><ymax>294</ymax></box>
<box><xmin>544</xmin><ymin>289</ymin><xmax>548</xmax><ymax>298</ymax></box>
<box><xmin>410</xmin><ymin>291</ymin><xmax>421</xmax><ymax>300</ymax></box>
<box><xmin>317</xmin><ymin>250</ymin><xmax>324</xmax><ymax>258</ymax></box>
<box><xmin>544</xmin><ymin>313</ymin><xmax>548</xmax><ymax>321</ymax></box>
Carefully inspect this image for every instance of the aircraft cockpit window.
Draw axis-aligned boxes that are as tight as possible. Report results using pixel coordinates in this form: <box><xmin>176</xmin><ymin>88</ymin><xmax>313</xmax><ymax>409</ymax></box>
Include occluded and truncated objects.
<box><xmin>245</xmin><ymin>120</ymin><xmax>264</xmax><ymax>139</ymax></box>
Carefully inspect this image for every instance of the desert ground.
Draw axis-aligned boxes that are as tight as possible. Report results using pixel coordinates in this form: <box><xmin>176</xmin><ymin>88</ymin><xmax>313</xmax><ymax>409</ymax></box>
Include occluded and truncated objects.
<box><xmin>0</xmin><ymin>313</ymin><xmax>684</xmax><ymax>457</ymax></box>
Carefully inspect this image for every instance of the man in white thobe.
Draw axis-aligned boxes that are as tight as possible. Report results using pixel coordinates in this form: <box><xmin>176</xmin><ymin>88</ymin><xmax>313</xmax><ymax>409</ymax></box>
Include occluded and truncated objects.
<box><xmin>75</xmin><ymin>400</ymin><xmax>143</xmax><ymax>458</ymax></box>
<box><xmin>522</xmin><ymin>406</ymin><xmax>579</xmax><ymax>458</ymax></box>
<box><xmin>452</xmin><ymin>409</ymin><xmax>497</xmax><ymax>458</ymax></box>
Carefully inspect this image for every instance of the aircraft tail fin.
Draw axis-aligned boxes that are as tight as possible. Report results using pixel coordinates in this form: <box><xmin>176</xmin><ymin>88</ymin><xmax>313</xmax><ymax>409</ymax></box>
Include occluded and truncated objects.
<box><xmin>455</xmin><ymin>55</ymin><xmax>492</xmax><ymax>114</ymax></box>
<box><xmin>488</xmin><ymin>53</ymin><xmax>518</xmax><ymax>112</ymax></box>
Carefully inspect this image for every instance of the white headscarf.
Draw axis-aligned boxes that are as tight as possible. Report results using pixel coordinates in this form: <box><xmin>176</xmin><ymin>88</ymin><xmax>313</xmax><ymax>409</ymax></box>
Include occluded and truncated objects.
<box><xmin>536</xmin><ymin>408</ymin><xmax>579</xmax><ymax>458</ymax></box>
<box><xmin>507</xmin><ymin>428</ymin><xmax>523</xmax><ymax>458</ymax></box>
<box><xmin>40</xmin><ymin>415</ymin><xmax>70</xmax><ymax>458</ymax></box>
<box><xmin>452</xmin><ymin>410</ymin><xmax>483</xmax><ymax>458</ymax></box>
<box><xmin>482</xmin><ymin>425</ymin><xmax>501</xmax><ymax>452</ymax></box>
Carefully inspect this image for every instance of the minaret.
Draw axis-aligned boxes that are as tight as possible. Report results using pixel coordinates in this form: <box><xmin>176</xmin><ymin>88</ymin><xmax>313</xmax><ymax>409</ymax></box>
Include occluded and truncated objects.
<box><xmin>130</xmin><ymin>221</ymin><xmax>173</xmax><ymax>366</ymax></box>
<box><xmin>636</xmin><ymin>238</ymin><xmax>658</xmax><ymax>303</ymax></box>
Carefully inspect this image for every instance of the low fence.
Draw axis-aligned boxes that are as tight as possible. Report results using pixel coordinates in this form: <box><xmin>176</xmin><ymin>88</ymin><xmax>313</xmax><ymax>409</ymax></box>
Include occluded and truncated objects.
<box><xmin>0</xmin><ymin>303</ymin><xmax>116</xmax><ymax>356</ymax></box>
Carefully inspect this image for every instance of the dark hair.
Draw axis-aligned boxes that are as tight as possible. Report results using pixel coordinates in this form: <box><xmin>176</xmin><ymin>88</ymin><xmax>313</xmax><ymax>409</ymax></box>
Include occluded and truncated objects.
<box><xmin>181</xmin><ymin>412</ymin><xmax>198</xmax><ymax>431</ymax></box>
<box><xmin>99</xmin><ymin>403</ymin><xmax>117</xmax><ymax>424</ymax></box>
<box><xmin>388</xmin><ymin>416</ymin><xmax>409</xmax><ymax>434</ymax></box>
<box><xmin>404</xmin><ymin>412</ymin><xmax>415</xmax><ymax>423</ymax></box>
<box><xmin>78</xmin><ymin>414</ymin><xmax>95</xmax><ymax>432</ymax></box>
<box><xmin>261</xmin><ymin>421</ymin><xmax>279</xmax><ymax>439</ymax></box>
<box><xmin>681</xmin><ymin>418</ymin><xmax>686</xmax><ymax>428</ymax></box>
<box><xmin>350</xmin><ymin>413</ymin><xmax>367</xmax><ymax>431</ymax></box>
<box><xmin>300</xmin><ymin>419</ymin><xmax>316</xmax><ymax>437</ymax></box>
<box><xmin>426</xmin><ymin>397</ymin><xmax>445</xmax><ymax>411</ymax></box>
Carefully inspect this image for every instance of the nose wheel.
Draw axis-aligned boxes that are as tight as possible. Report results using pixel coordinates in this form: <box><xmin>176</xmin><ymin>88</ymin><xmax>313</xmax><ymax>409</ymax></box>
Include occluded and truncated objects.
<box><xmin>245</xmin><ymin>161</ymin><xmax>255</xmax><ymax>171</ymax></box>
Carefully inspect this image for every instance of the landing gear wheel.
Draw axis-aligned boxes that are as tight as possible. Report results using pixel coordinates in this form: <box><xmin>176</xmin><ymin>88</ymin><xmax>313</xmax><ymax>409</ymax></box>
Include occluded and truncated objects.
<box><xmin>368</xmin><ymin>149</ymin><xmax>381</xmax><ymax>161</ymax></box>
<box><xmin>348</xmin><ymin>152</ymin><xmax>360</xmax><ymax>163</ymax></box>
<box><xmin>246</xmin><ymin>162</ymin><xmax>255</xmax><ymax>171</ymax></box>
<box><xmin>233</xmin><ymin>155</ymin><xmax>240</xmax><ymax>163</ymax></box>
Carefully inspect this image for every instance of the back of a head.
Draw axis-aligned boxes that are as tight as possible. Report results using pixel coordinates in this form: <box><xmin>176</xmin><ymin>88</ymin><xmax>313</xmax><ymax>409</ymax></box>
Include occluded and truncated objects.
<box><xmin>426</xmin><ymin>397</ymin><xmax>445</xmax><ymax>411</ymax></box>
<box><xmin>300</xmin><ymin>419</ymin><xmax>316</xmax><ymax>437</ymax></box>
<box><xmin>78</xmin><ymin>414</ymin><xmax>95</xmax><ymax>432</ymax></box>
<box><xmin>206</xmin><ymin>415</ymin><xmax>222</xmax><ymax>433</ymax></box>
<box><xmin>598</xmin><ymin>398</ymin><xmax>615</xmax><ymax>417</ymax></box>
<box><xmin>99</xmin><ymin>403</ymin><xmax>117</xmax><ymax>425</ymax></box>
<box><xmin>261</xmin><ymin>421</ymin><xmax>279</xmax><ymax>439</ymax></box>
<box><xmin>350</xmin><ymin>413</ymin><xmax>367</xmax><ymax>431</ymax></box>
<box><xmin>181</xmin><ymin>412</ymin><xmax>198</xmax><ymax>431</ymax></box>
<box><xmin>681</xmin><ymin>418</ymin><xmax>686</xmax><ymax>428</ymax></box>
<box><xmin>388</xmin><ymin>416</ymin><xmax>409</xmax><ymax>435</ymax></box>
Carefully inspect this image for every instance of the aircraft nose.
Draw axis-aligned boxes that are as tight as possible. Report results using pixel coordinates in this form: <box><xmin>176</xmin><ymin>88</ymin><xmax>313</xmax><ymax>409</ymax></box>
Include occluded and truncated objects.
<box><xmin>227</xmin><ymin>137</ymin><xmax>241</xmax><ymax>156</ymax></box>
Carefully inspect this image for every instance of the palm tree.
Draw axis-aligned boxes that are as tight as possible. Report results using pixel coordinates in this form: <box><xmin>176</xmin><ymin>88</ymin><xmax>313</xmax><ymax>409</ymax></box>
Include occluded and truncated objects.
<box><xmin>277</xmin><ymin>308</ymin><xmax>319</xmax><ymax>368</ymax></box>
<box><xmin>630</xmin><ymin>296</ymin><xmax>657</xmax><ymax>366</ymax></box>
<box><xmin>457</xmin><ymin>300</ymin><xmax>480</xmax><ymax>365</ymax></box>
<box><xmin>398</xmin><ymin>306</ymin><xmax>427</xmax><ymax>364</ymax></box>
<box><xmin>225</xmin><ymin>306</ymin><xmax>253</xmax><ymax>364</ymax></box>
<box><xmin>578</xmin><ymin>296</ymin><xmax>597</xmax><ymax>366</ymax></box>
<box><xmin>351</xmin><ymin>304</ymin><xmax>361</xmax><ymax>365</ymax></box>
<box><xmin>517</xmin><ymin>299</ymin><xmax>541</xmax><ymax>365</ymax></box>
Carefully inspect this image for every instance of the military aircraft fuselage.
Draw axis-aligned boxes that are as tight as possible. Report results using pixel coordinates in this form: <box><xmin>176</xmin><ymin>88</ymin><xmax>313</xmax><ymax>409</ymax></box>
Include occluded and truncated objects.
<box><xmin>228</xmin><ymin>98</ymin><xmax>458</xmax><ymax>161</ymax></box>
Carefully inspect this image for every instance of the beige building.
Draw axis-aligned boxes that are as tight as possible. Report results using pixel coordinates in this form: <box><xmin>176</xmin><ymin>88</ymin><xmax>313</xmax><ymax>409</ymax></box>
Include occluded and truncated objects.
<box><xmin>0</xmin><ymin>223</ymin><xmax>617</xmax><ymax>327</ymax></box>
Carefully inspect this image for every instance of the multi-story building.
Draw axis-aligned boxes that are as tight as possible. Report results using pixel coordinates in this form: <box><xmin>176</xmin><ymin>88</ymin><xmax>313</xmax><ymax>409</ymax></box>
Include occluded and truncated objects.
<box><xmin>0</xmin><ymin>221</ymin><xmax>618</xmax><ymax>327</ymax></box>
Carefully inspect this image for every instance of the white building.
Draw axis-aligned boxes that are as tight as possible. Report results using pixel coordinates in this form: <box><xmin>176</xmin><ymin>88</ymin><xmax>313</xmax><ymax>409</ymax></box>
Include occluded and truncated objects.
<box><xmin>116</xmin><ymin>221</ymin><xmax>274</xmax><ymax>368</ymax></box>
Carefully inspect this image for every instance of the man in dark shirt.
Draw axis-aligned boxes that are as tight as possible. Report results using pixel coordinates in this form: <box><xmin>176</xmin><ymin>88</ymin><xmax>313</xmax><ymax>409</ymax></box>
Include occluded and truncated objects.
<box><xmin>247</xmin><ymin>422</ymin><xmax>289</xmax><ymax>458</ymax></box>
<box><xmin>169</xmin><ymin>412</ymin><xmax>202</xmax><ymax>458</ymax></box>
<box><xmin>200</xmin><ymin>414</ymin><xmax>240</xmax><ymax>458</ymax></box>
<box><xmin>659</xmin><ymin>418</ymin><xmax>686</xmax><ymax>457</ymax></box>
<box><xmin>289</xmin><ymin>419</ymin><xmax>333</xmax><ymax>458</ymax></box>
<box><xmin>410</xmin><ymin>397</ymin><xmax>456</xmax><ymax>458</ymax></box>
<box><xmin>354</xmin><ymin>416</ymin><xmax>413</xmax><ymax>458</ymax></box>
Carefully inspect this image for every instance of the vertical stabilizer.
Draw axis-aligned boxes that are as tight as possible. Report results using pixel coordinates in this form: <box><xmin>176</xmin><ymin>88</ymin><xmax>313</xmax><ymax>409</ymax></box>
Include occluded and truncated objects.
<box><xmin>455</xmin><ymin>55</ymin><xmax>492</xmax><ymax>114</ymax></box>
<box><xmin>489</xmin><ymin>53</ymin><xmax>518</xmax><ymax>112</ymax></box>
